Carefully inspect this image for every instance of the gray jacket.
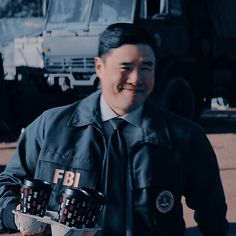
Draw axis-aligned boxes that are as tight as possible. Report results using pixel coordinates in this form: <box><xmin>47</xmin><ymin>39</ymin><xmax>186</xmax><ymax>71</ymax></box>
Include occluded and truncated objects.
<box><xmin>0</xmin><ymin>90</ymin><xmax>228</xmax><ymax>235</ymax></box>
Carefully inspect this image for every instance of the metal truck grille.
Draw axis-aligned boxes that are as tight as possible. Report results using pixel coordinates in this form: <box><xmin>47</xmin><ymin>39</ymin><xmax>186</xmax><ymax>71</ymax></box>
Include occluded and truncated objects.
<box><xmin>45</xmin><ymin>57</ymin><xmax>95</xmax><ymax>73</ymax></box>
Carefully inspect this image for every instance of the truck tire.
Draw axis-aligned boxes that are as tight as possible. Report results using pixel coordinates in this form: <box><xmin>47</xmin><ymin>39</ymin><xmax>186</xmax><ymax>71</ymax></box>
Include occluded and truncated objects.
<box><xmin>158</xmin><ymin>76</ymin><xmax>195</xmax><ymax>120</ymax></box>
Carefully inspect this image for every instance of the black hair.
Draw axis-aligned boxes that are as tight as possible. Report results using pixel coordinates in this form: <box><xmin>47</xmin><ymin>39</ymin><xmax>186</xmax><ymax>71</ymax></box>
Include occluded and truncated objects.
<box><xmin>97</xmin><ymin>23</ymin><xmax>157</xmax><ymax>58</ymax></box>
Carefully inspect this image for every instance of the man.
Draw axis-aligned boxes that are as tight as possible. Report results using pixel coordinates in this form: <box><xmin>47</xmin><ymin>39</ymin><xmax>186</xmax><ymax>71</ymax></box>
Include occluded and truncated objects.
<box><xmin>0</xmin><ymin>23</ymin><xmax>228</xmax><ymax>235</ymax></box>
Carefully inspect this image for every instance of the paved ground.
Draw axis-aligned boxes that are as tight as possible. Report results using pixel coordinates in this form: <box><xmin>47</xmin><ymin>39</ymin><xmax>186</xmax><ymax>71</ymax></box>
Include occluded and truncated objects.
<box><xmin>0</xmin><ymin>109</ymin><xmax>236</xmax><ymax>235</ymax></box>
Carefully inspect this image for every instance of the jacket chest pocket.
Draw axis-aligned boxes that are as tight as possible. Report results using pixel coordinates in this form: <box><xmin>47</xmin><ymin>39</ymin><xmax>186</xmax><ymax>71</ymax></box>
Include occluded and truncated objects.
<box><xmin>131</xmin><ymin>145</ymin><xmax>185</xmax><ymax>234</ymax></box>
<box><xmin>35</xmin><ymin>147</ymin><xmax>101</xmax><ymax>189</ymax></box>
<box><xmin>33</xmin><ymin>147</ymin><xmax>103</xmax><ymax>211</ymax></box>
<box><xmin>132</xmin><ymin>145</ymin><xmax>185</xmax><ymax>190</ymax></box>
<box><xmin>131</xmin><ymin>145</ymin><xmax>185</xmax><ymax>212</ymax></box>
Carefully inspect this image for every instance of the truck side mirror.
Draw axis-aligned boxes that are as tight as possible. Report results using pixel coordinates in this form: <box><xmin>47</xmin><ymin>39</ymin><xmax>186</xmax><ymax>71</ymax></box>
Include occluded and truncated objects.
<box><xmin>160</xmin><ymin>0</ymin><xmax>167</xmax><ymax>14</ymax></box>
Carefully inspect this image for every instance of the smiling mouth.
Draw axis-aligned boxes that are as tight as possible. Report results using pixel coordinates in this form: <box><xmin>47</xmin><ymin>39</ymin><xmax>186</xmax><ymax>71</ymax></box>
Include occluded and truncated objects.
<box><xmin>118</xmin><ymin>86</ymin><xmax>144</xmax><ymax>93</ymax></box>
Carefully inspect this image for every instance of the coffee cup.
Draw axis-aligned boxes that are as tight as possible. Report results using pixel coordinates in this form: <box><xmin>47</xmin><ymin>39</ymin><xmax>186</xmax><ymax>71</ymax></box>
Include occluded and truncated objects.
<box><xmin>20</xmin><ymin>178</ymin><xmax>51</xmax><ymax>217</ymax></box>
<box><xmin>56</xmin><ymin>188</ymin><xmax>90</xmax><ymax>228</ymax></box>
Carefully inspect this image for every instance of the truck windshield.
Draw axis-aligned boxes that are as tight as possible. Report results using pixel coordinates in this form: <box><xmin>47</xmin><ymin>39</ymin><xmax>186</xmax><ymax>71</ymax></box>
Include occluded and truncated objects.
<box><xmin>46</xmin><ymin>0</ymin><xmax>89</xmax><ymax>26</ymax></box>
<box><xmin>90</xmin><ymin>0</ymin><xmax>135</xmax><ymax>24</ymax></box>
<box><xmin>46</xmin><ymin>0</ymin><xmax>135</xmax><ymax>30</ymax></box>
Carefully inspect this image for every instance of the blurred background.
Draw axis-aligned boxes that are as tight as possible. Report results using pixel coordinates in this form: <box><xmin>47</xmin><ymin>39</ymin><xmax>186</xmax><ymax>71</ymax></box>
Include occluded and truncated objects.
<box><xmin>0</xmin><ymin>0</ymin><xmax>235</xmax><ymax>235</ymax></box>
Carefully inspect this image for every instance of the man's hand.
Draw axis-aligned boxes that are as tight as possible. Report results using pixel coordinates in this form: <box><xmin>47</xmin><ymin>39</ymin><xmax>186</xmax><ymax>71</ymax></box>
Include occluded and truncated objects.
<box><xmin>14</xmin><ymin>204</ymin><xmax>47</xmax><ymax>236</ymax></box>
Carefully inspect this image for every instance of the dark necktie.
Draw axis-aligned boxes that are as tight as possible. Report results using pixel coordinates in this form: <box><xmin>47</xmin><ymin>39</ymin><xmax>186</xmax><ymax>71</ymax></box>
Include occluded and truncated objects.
<box><xmin>103</xmin><ymin>118</ymin><xmax>127</xmax><ymax>235</ymax></box>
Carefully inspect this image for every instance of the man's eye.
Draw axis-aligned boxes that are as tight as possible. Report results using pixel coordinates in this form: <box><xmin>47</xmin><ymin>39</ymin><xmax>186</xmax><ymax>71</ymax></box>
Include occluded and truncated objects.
<box><xmin>141</xmin><ymin>66</ymin><xmax>152</xmax><ymax>71</ymax></box>
<box><xmin>121</xmin><ymin>66</ymin><xmax>131</xmax><ymax>71</ymax></box>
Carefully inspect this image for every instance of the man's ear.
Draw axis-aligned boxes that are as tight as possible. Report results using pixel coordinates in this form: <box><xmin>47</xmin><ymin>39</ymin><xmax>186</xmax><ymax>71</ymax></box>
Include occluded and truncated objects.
<box><xmin>94</xmin><ymin>57</ymin><xmax>104</xmax><ymax>77</ymax></box>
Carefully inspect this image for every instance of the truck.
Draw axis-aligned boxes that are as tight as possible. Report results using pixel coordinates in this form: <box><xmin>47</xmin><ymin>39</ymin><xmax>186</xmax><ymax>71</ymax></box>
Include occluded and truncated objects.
<box><xmin>42</xmin><ymin>0</ymin><xmax>236</xmax><ymax>120</ymax></box>
<box><xmin>0</xmin><ymin>0</ymin><xmax>48</xmax><ymax>139</ymax></box>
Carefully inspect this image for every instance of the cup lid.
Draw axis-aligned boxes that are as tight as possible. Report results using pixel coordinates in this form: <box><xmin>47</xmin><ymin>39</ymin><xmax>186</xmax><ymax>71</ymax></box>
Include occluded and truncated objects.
<box><xmin>81</xmin><ymin>187</ymin><xmax>106</xmax><ymax>204</ymax></box>
<box><xmin>63</xmin><ymin>188</ymin><xmax>90</xmax><ymax>199</ymax></box>
<box><xmin>23</xmin><ymin>178</ymin><xmax>51</xmax><ymax>189</ymax></box>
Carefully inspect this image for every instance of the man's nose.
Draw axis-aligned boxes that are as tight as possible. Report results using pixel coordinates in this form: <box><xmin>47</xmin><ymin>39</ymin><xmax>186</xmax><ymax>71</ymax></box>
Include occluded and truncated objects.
<box><xmin>127</xmin><ymin>68</ymin><xmax>142</xmax><ymax>85</ymax></box>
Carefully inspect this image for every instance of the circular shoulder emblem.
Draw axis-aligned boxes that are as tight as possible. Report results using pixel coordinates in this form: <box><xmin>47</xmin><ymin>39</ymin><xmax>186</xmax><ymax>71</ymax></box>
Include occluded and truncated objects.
<box><xmin>155</xmin><ymin>190</ymin><xmax>174</xmax><ymax>213</ymax></box>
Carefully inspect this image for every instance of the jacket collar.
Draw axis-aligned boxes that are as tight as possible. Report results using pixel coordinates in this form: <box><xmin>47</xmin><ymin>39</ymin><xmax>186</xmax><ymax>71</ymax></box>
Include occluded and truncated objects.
<box><xmin>67</xmin><ymin>90</ymin><xmax>103</xmax><ymax>129</ymax></box>
<box><xmin>129</xmin><ymin>99</ymin><xmax>172</xmax><ymax>149</ymax></box>
<box><xmin>67</xmin><ymin>91</ymin><xmax>172</xmax><ymax>149</ymax></box>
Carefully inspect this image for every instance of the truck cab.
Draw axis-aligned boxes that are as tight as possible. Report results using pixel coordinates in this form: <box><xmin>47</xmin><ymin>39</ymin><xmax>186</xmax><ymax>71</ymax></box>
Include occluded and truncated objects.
<box><xmin>42</xmin><ymin>0</ymin><xmax>135</xmax><ymax>93</ymax></box>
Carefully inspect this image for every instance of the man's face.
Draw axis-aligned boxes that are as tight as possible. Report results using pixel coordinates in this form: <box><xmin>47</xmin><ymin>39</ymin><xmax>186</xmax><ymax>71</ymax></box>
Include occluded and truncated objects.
<box><xmin>95</xmin><ymin>44</ymin><xmax>156</xmax><ymax>115</ymax></box>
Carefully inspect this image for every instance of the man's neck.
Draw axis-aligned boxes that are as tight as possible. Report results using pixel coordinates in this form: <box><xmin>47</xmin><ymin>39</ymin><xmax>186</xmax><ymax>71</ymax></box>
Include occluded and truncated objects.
<box><xmin>100</xmin><ymin>95</ymin><xmax>143</xmax><ymax>127</ymax></box>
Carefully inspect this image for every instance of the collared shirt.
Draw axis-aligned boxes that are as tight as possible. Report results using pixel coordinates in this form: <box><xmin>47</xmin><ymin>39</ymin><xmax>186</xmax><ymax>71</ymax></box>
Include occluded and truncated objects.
<box><xmin>100</xmin><ymin>95</ymin><xmax>143</xmax><ymax>127</ymax></box>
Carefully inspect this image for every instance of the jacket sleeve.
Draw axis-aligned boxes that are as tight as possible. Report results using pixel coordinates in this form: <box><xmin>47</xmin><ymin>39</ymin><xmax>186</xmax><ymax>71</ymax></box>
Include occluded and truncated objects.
<box><xmin>184</xmin><ymin>127</ymin><xmax>228</xmax><ymax>235</ymax></box>
<box><xmin>0</xmin><ymin>113</ymin><xmax>46</xmax><ymax>232</ymax></box>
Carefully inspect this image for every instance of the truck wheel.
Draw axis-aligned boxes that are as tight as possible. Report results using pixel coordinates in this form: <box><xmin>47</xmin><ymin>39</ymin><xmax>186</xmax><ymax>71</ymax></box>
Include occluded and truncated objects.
<box><xmin>158</xmin><ymin>76</ymin><xmax>195</xmax><ymax>120</ymax></box>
